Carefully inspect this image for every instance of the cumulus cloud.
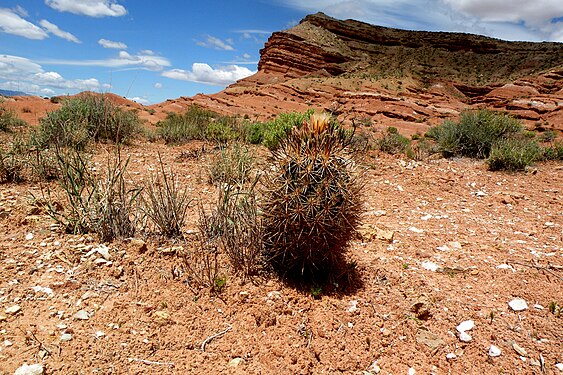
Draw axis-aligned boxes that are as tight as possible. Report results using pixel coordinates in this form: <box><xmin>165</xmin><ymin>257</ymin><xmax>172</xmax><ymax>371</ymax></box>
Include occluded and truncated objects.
<box><xmin>162</xmin><ymin>63</ymin><xmax>256</xmax><ymax>86</ymax></box>
<box><xmin>39</xmin><ymin>52</ymin><xmax>171</xmax><ymax>71</ymax></box>
<box><xmin>98</xmin><ymin>38</ymin><xmax>127</xmax><ymax>49</ymax></box>
<box><xmin>154</xmin><ymin>82</ymin><xmax>163</xmax><ymax>89</ymax></box>
<box><xmin>0</xmin><ymin>8</ymin><xmax>49</xmax><ymax>39</ymax></box>
<box><xmin>127</xmin><ymin>96</ymin><xmax>150</xmax><ymax>105</ymax></box>
<box><xmin>196</xmin><ymin>35</ymin><xmax>235</xmax><ymax>51</ymax></box>
<box><xmin>39</xmin><ymin>19</ymin><xmax>81</xmax><ymax>43</ymax></box>
<box><xmin>0</xmin><ymin>54</ymin><xmax>102</xmax><ymax>95</ymax></box>
<box><xmin>45</xmin><ymin>0</ymin><xmax>127</xmax><ymax>17</ymax></box>
<box><xmin>277</xmin><ymin>0</ymin><xmax>563</xmax><ymax>41</ymax></box>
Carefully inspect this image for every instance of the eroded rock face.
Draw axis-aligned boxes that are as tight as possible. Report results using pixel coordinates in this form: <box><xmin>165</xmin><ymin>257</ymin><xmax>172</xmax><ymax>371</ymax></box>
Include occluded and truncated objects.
<box><xmin>152</xmin><ymin>12</ymin><xmax>561</xmax><ymax>135</ymax></box>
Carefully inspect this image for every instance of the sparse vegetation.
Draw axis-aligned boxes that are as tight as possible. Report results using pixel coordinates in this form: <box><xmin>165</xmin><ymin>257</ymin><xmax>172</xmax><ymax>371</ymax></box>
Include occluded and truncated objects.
<box><xmin>142</xmin><ymin>155</ymin><xmax>192</xmax><ymax>238</ymax></box>
<box><xmin>0</xmin><ymin>104</ymin><xmax>27</xmax><ymax>131</ymax></box>
<box><xmin>36</xmin><ymin>93</ymin><xmax>141</xmax><ymax>150</ymax></box>
<box><xmin>245</xmin><ymin>110</ymin><xmax>314</xmax><ymax>150</ymax></box>
<box><xmin>487</xmin><ymin>137</ymin><xmax>542</xmax><ymax>171</ymax></box>
<box><xmin>207</xmin><ymin>143</ymin><xmax>255</xmax><ymax>186</ymax></box>
<box><xmin>42</xmin><ymin>149</ymin><xmax>142</xmax><ymax>241</ymax></box>
<box><xmin>261</xmin><ymin>112</ymin><xmax>363</xmax><ymax>281</ymax></box>
<box><xmin>377</xmin><ymin>126</ymin><xmax>411</xmax><ymax>154</ymax></box>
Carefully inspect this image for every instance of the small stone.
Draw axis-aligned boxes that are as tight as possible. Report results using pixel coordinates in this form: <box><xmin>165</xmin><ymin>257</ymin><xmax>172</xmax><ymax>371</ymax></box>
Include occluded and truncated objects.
<box><xmin>228</xmin><ymin>358</ymin><xmax>245</xmax><ymax>368</ymax></box>
<box><xmin>409</xmin><ymin>226</ymin><xmax>424</xmax><ymax>234</ymax></box>
<box><xmin>456</xmin><ymin>320</ymin><xmax>475</xmax><ymax>333</ymax></box>
<box><xmin>60</xmin><ymin>333</ymin><xmax>72</xmax><ymax>342</ymax></box>
<box><xmin>555</xmin><ymin>363</ymin><xmax>563</xmax><ymax>372</ymax></box>
<box><xmin>381</xmin><ymin>328</ymin><xmax>391</xmax><ymax>337</ymax></box>
<box><xmin>4</xmin><ymin>339</ymin><xmax>13</xmax><ymax>347</ymax></box>
<box><xmin>446</xmin><ymin>353</ymin><xmax>456</xmax><ymax>360</ymax></box>
<box><xmin>421</xmin><ymin>261</ymin><xmax>438</xmax><ymax>272</ymax></box>
<box><xmin>530</xmin><ymin>359</ymin><xmax>541</xmax><ymax>366</ymax></box>
<box><xmin>73</xmin><ymin>310</ymin><xmax>90</xmax><ymax>320</ymax></box>
<box><xmin>533</xmin><ymin>304</ymin><xmax>544</xmax><ymax>310</ymax></box>
<box><xmin>95</xmin><ymin>331</ymin><xmax>105</xmax><ymax>339</ymax></box>
<box><xmin>508</xmin><ymin>298</ymin><xmax>528</xmax><ymax>311</ymax></box>
<box><xmin>416</xmin><ymin>330</ymin><xmax>444</xmax><ymax>349</ymax></box>
<box><xmin>25</xmin><ymin>233</ymin><xmax>34</xmax><ymax>241</ymax></box>
<box><xmin>347</xmin><ymin>300</ymin><xmax>359</xmax><ymax>314</ymax></box>
<box><xmin>408</xmin><ymin>368</ymin><xmax>416</xmax><ymax>375</ymax></box>
<box><xmin>5</xmin><ymin>305</ymin><xmax>21</xmax><ymax>315</ymax></box>
<box><xmin>512</xmin><ymin>342</ymin><xmax>527</xmax><ymax>357</ymax></box>
<box><xmin>14</xmin><ymin>363</ymin><xmax>44</xmax><ymax>375</ymax></box>
<box><xmin>0</xmin><ymin>315</ymin><xmax>7</xmax><ymax>322</ymax></box>
<box><xmin>368</xmin><ymin>361</ymin><xmax>381</xmax><ymax>373</ymax></box>
<box><xmin>55</xmin><ymin>324</ymin><xmax>67</xmax><ymax>330</ymax></box>
<box><xmin>448</xmin><ymin>241</ymin><xmax>462</xmax><ymax>249</ymax></box>
<box><xmin>153</xmin><ymin>310</ymin><xmax>170</xmax><ymax>325</ymax></box>
<box><xmin>475</xmin><ymin>191</ymin><xmax>487</xmax><ymax>197</ymax></box>
<box><xmin>94</xmin><ymin>244</ymin><xmax>111</xmax><ymax>260</ymax></box>
<box><xmin>459</xmin><ymin>332</ymin><xmax>472</xmax><ymax>342</ymax></box>
<box><xmin>130</xmin><ymin>239</ymin><xmax>147</xmax><ymax>254</ymax></box>
<box><xmin>488</xmin><ymin>345</ymin><xmax>501</xmax><ymax>357</ymax></box>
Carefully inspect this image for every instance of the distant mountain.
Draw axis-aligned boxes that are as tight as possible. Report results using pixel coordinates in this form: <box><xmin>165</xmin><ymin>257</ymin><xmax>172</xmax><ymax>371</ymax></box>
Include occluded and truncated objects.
<box><xmin>0</xmin><ymin>89</ymin><xmax>30</xmax><ymax>97</ymax></box>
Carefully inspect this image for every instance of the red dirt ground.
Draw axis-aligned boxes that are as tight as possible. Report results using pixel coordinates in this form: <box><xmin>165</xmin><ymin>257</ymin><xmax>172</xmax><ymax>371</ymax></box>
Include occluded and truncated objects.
<box><xmin>1</xmin><ymin>138</ymin><xmax>562</xmax><ymax>374</ymax></box>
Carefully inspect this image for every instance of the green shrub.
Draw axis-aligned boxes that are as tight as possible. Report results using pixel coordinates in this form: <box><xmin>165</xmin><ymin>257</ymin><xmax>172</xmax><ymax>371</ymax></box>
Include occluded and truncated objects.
<box><xmin>0</xmin><ymin>105</ymin><xmax>27</xmax><ymax>131</ymax></box>
<box><xmin>0</xmin><ymin>149</ymin><xmax>26</xmax><ymax>183</ymax></box>
<box><xmin>261</xmin><ymin>113</ymin><xmax>363</xmax><ymax>281</ymax></box>
<box><xmin>245</xmin><ymin>110</ymin><xmax>314</xmax><ymax>150</ymax></box>
<box><xmin>157</xmin><ymin>106</ymin><xmax>217</xmax><ymax>144</ymax></box>
<box><xmin>538</xmin><ymin>130</ymin><xmax>556</xmax><ymax>143</ymax></box>
<box><xmin>487</xmin><ymin>137</ymin><xmax>542</xmax><ymax>171</ymax></box>
<box><xmin>542</xmin><ymin>142</ymin><xmax>563</xmax><ymax>160</ymax></box>
<box><xmin>36</xmin><ymin>94</ymin><xmax>140</xmax><ymax>149</ymax></box>
<box><xmin>207</xmin><ymin>144</ymin><xmax>254</xmax><ymax>186</ymax></box>
<box><xmin>377</xmin><ymin>127</ymin><xmax>411</xmax><ymax>154</ymax></box>
<box><xmin>428</xmin><ymin>110</ymin><xmax>522</xmax><ymax>158</ymax></box>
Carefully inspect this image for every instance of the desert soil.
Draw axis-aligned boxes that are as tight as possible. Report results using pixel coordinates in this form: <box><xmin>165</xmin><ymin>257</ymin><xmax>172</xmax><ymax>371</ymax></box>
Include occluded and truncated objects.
<box><xmin>1</xmin><ymin>140</ymin><xmax>562</xmax><ymax>374</ymax></box>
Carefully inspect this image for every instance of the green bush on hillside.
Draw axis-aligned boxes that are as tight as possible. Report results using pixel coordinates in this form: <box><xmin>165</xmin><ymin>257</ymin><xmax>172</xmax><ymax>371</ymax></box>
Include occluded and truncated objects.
<box><xmin>36</xmin><ymin>93</ymin><xmax>140</xmax><ymax>149</ymax></box>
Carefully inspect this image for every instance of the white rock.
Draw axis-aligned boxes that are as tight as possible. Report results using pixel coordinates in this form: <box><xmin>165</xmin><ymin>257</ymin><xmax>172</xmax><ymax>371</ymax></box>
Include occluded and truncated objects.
<box><xmin>421</xmin><ymin>214</ymin><xmax>433</xmax><ymax>221</ymax></box>
<box><xmin>421</xmin><ymin>261</ymin><xmax>439</xmax><ymax>272</ymax></box>
<box><xmin>60</xmin><ymin>333</ymin><xmax>72</xmax><ymax>342</ymax></box>
<box><xmin>446</xmin><ymin>353</ymin><xmax>456</xmax><ymax>360</ymax></box>
<box><xmin>456</xmin><ymin>320</ymin><xmax>475</xmax><ymax>333</ymax></box>
<box><xmin>488</xmin><ymin>345</ymin><xmax>501</xmax><ymax>357</ymax></box>
<box><xmin>5</xmin><ymin>305</ymin><xmax>21</xmax><ymax>315</ymax></box>
<box><xmin>448</xmin><ymin>241</ymin><xmax>462</xmax><ymax>249</ymax></box>
<box><xmin>475</xmin><ymin>191</ymin><xmax>487</xmax><ymax>197</ymax></box>
<box><xmin>73</xmin><ymin>310</ymin><xmax>90</xmax><ymax>320</ymax></box>
<box><xmin>95</xmin><ymin>331</ymin><xmax>105</xmax><ymax>339</ymax></box>
<box><xmin>228</xmin><ymin>358</ymin><xmax>245</xmax><ymax>368</ymax></box>
<box><xmin>459</xmin><ymin>332</ymin><xmax>472</xmax><ymax>342</ymax></box>
<box><xmin>93</xmin><ymin>244</ymin><xmax>110</xmax><ymax>260</ymax></box>
<box><xmin>555</xmin><ymin>363</ymin><xmax>563</xmax><ymax>372</ymax></box>
<box><xmin>508</xmin><ymin>298</ymin><xmax>528</xmax><ymax>311</ymax></box>
<box><xmin>25</xmin><ymin>233</ymin><xmax>34</xmax><ymax>241</ymax></box>
<box><xmin>14</xmin><ymin>363</ymin><xmax>44</xmax><ymax>375</ymax></box>
<box><xmin>533</xmin><ymin>304</ymin><xmax>544</xmax><ymax>310</ymax></box>
<box><xmin>409</xmin><ymin>227</ymin><xmax>424</xmax><ymax>234</ymax></box>
<box><xmin>32</xmin><ymin>286</ymin><xmax>54</xmax><ymax>296</ymax></box>
<box><xmin>408</xmin><ymin>368</ymin><xmax>416</xmax><ymax>375</ymax></box>
<box><xmin>4</xmin><ymin>339</ymin><xmax>13</xmax><ymax>347</ymax></box>
<box><xmin>347</xmin><ymin>300</ymin><xmax>359</xmax><ymax>314</ymax></box>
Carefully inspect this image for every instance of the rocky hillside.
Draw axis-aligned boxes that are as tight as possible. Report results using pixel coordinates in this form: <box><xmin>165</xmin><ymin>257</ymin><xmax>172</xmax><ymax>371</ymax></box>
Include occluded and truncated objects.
<box><xmin>154</xmin><ymin>12</ymin><xmax>563</xmax><ymax>136</ymax></box>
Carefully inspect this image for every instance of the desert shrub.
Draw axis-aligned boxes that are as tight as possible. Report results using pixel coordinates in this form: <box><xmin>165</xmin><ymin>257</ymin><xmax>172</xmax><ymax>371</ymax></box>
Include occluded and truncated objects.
<box><xmin>158</xmin><ymin>106</ymin><xmax>217</xmax><ymax>144</ymax></box>
<box><xmin>206</xmin><ymin>183</ymin><xmax>263</xmax><ymax>279</ymax></box>
<box><xmin>377</xmin><ymin>127</ymin><xmax>411</xmax><ymax>154</ymax></box>
<box><xmin>43</xmin><ymin>149</ymin><xmax>141</xmax><ymax>241</ymax></box>
<box><xmin>487</xmin><ymin>137</ymin><xmax>542</xmax><ymax>171</ymax></box>
<box><xmin>245</xmin><ymin>110</ymin><xmax>314</xmax><ymax>150</ymax></box>
<box><xmin>406</xmin><ymin>138</ymin><xmax>440</xmax><ymax>160</ymax></box>
<box><xmin>207</xmin><ymin>144</ymin><xmax>254</xmax><ymax>186</ymax></box>
<box><xmin>542</xmin><ymin>142</ymin><xmax>563</xmax><ymax>161</ymax></box>
<box><xmin>0</xmin><ymin>104</ymin><xmax>27</xmax><ymax>131</ymax></box>
<box><xmin>0</xmin><ymin>149</ymin><xmax>26</xmax><ymax>183</ymax></box>
<box><xmin>427</xmin><ymin>110</ymin><xmax>522</xmax><ymax>158</ymax></box>
<box><xmin>142</xmin><ymin>156</ymin><xmax>191</xmax><ymax>238</ymax></box>
<box><xmin>36</xmin><ymin>94</ymin><xmax>140</xmax><ymax>150</ymax></box>
<box><xmin>538</xmin><ymin>130</ymin><xmax>556</xmax><ymax>143</ymax></box>
<box><xmin>261</xmin><ymin>112</ymin><xmax>363</xmax><ymax>281</ymax></box>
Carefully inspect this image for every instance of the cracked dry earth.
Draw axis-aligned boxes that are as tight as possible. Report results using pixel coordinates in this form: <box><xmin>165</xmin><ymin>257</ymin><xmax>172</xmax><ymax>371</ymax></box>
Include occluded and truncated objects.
<box><xmin>0</xmin><ymin>142</ymin><xmax>562</xmax><ymax>374</ymax></box>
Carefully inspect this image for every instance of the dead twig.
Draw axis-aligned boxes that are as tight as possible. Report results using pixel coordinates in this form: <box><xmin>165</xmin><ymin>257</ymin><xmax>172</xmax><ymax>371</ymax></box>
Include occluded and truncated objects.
<box><xmin>507</xmin><ymin>260</ymin><xmax>563</xmax><ymax>281</ymax></box>
<box><xmin>200</xmin><ymin>324</ymin><xmax>232</xmax><ymax>352</ymax></box>
<box><xmin>128</xmin><ymin>358</ymin><xmax>174</xmax><ymax>367</ymax></box>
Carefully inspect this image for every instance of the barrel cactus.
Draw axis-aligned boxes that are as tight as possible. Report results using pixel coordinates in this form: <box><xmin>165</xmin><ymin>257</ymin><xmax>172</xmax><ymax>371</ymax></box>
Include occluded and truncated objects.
<box><xmin>261</xmin><ymin>112</ymin><xmax>363</xmax><ymax>280</ymax></box>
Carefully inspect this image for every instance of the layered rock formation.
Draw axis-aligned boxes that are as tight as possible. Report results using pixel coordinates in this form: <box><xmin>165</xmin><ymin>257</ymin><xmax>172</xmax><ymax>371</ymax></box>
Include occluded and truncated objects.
<box><xmin>151</xmin><ymin>14</ymin><xmax>563</xmax><ymax>134</ymax></box>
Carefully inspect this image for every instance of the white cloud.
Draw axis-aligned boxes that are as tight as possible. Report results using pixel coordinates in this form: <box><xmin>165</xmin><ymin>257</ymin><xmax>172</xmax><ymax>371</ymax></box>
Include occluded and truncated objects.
<box><xmin>0</xmin><ymin>54</ymin><xmax>102</xmax><ymax>95</ymax></box>
<box><xmin>39</xmin><ymin>19</ymin><xmax>81</xmax><ymax>43</ymax></box>
<box><xmin>0</xmin><ymin>8</ymin><xmax>49</xmax><ymax>39</ymax></box>
<box><xmin>162</xmin><ymin>63</ymin><xmax>256</xmax><ymax>86</ymax></box>
<box><xmin>127</xmin><ymin>96</ymin><xmax>150</xmax><ymax>105</ymax></box>
<box><xmin>154</xmin><ymin>82</ymin><xmax>163</xmax><ymax>89</ymax></box>
<box><xmin>196</xmin><ymin>35</ymin><xmax>235</xmax><ymax>51</ymax></box>
<box><xmin>98</xmin><ymin>38</ymin><xmax>128</xmax><ymax>49</ymax></box>
<box><xmin>277</xmin><ymin>0</ymin><xmax>563</xmax><ymax>41</ymax></box>
<box><xmin>45</xmin><ymin>0</ymin><xmax>127</xmax><ymax>17</ymax></box>
<box><xmin>39</xmin><ymin>52</ymin><xmax>171</xmax><ymax>71</ymax></box>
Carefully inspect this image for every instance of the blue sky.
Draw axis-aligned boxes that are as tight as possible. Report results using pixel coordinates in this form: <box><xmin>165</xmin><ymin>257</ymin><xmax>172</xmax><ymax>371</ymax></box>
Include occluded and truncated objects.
<box><xmin>1</xmin><ymin>0</ymin><xmax>562</xmax><ymax>104</ymax></box>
